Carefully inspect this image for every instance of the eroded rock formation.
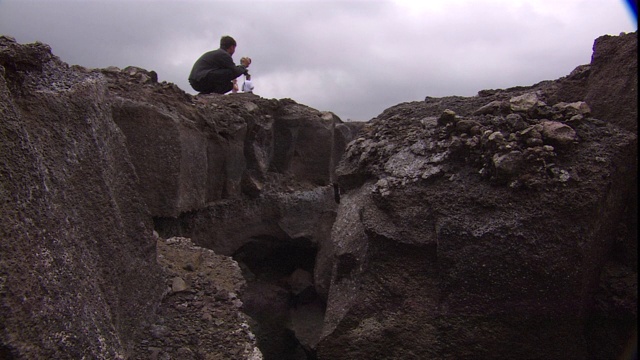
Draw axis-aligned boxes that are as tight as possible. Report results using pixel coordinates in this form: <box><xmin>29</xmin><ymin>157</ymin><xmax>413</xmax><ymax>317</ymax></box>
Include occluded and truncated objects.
<box><xmin>0</xmin><ymin>34</ymin><xmax>362</xmax><ymax>359</ymax></box>
<box><xmin>0</xmin><ymin>31</ymin><xmax>636</xmax><ymax>360</ymax></box>
<box><xmin>1</xmin><ymin>37</ymin><xmax>165</xmax><ymax>359</ymax></box>
<box><xmin>318</xmin><ymin>32</ymin><xmax>637</xmax><ymax>360</ymax></box>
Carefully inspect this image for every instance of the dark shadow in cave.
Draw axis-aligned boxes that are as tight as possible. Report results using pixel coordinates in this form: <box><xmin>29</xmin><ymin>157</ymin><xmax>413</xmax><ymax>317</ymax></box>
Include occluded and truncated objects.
<box><xmin>233</xmin><ymin>235</ymin><xmax>324</xmax><ymax>360</ymax></box>
<box><xmin>152</xmin><ymin>216</ymin><xmax>186</xmax><ymax>239</ymax></box>
<box><xmin>0</xmin><ymin>344</ymin><xmax>15</xmax><ymax>360</ymax></box>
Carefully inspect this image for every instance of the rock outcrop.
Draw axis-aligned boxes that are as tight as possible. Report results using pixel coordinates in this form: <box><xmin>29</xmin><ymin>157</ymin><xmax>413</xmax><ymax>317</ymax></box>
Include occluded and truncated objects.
<box><xmin>0</xmin><ymin>34</ymin><xmax>361</xmax><ymax>359</ymax></box>
<box><xmin>317</xmin><ymin>32</ymin><xmax>637</xmax><ymax>359</ymax></box>
<box><xmin>0</xmin><ymin>30</ymin><xmax>636</xmax><ymax>360</ymax></box>
<box><xmin>585</xmin><ymin>32</ymin><xmax>638</xmax><ymax>133</ymax></box>
<box><xmin>0</xmin><ymin>36</ymin><xmax>165</xmax><ymax>359</ymax></box>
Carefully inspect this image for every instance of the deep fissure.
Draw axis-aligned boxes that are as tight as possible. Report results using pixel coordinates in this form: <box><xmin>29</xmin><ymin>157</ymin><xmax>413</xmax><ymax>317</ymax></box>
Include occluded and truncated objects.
<box><xmin>154</xmin><ymin>211</ymin><xmax>327</xmax><ymax>360</ymax></box>
<box><xmin>232</xmin><ymin>235</ymin><xmax>324</xmax><ymax>360</ymax></box>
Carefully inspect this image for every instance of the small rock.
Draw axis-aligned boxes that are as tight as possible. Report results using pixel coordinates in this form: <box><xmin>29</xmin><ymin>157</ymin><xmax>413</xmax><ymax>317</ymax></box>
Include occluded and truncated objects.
<box><xmin>150</xmin><ymin>324</ymin><xmax>169</xmax><ymax>339</ymax></box>
<box><xmin>505</xmin><ymin>113</ymin><xmax>528</xmax><ymax>131</ymax></box>
<box><xmin>493</xmin><ymin>151</ymin><xmax>524</xmax><ymax>179</ymax></box>
<box><xmin>244</xmin><ymin>102</ymin><xmax>259</xmax><ymax>112</ymax></box>
<box><xmin>510</xmin><ymin>92</ymin><xmax>546</xmax><ymax>112</ymax></box>
<box><xmin>568</xmin><ymin>114</ymin><xmax>584</xmax><ymax>123</ymax></box>
<box><xmin>473</xmin><ymin>100</ymin><xmax>508</xmax><ymax>115</ymax></box>
<box><xmin>456</xmin><ymin>119</ymin><xmax>482</xmax><ymax>134</ymax></box>
<box><xmin>526</xmin><ymin>138</ymin><xmax>544</xmax><ymax>147</ymax></box>
<box><xmin>488</xmin><ymin>131</ymin><xmax>504</xmax><ymax>143</ymax></box>
<box><xmin>540</xmin><ymin>120</ymin><xmax>577</xmax><ymax>146</ymax></box>
<box><xmin>437</xmin><ymin>109</ymin><xmax>457</xmax><ymax>126</ymax></box>
<box><xmin>214</xmin><ymin>291</ymin><xmax>229</xmax><ymax>301</ymax></box>
<box><xmin>553</xmin><ymin>101</ymin><xmax>591</xmax><ymax>118</ymax></box>
<box><xmin>172</xmin><ymin>277</ymin><xmax>188</xmax><ymax>293</ymax></box>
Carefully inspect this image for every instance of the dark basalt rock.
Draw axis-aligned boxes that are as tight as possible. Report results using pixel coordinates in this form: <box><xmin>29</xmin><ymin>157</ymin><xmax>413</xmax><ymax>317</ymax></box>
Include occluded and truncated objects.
<box><xmin>318</xmin><ymin>31</ymin><xmax>637</xmax><ymax>360</ymax></box>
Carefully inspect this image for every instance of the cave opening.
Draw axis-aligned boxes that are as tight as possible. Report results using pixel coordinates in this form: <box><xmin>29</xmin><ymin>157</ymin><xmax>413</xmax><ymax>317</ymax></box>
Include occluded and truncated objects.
<box><xmin>233</xmin><ymin>235</ymin><xmax>325</xmax><ymax>360</ymax></box>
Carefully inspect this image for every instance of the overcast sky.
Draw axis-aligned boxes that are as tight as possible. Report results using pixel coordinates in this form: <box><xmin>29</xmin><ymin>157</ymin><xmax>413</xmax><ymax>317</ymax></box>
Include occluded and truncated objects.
<box><xmin>0</xmin><ymin>0</ymin><xmax>636</xmax><ymax>121</ymax></box>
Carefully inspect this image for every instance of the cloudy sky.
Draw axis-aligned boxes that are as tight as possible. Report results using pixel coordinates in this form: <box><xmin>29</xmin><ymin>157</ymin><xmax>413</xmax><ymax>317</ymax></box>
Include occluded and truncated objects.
<box><xmin>0</xmin><ymin>0</ymin><xmax>636</xmax><ymax>121</ymax></box>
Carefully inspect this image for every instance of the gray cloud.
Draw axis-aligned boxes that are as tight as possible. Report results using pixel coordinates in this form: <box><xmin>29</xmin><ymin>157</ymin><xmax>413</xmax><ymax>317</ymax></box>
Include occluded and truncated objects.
<box><xmin>1</xmin><ymin>0</ymin><xmax>636</xmax><ymax>121</ymax></box>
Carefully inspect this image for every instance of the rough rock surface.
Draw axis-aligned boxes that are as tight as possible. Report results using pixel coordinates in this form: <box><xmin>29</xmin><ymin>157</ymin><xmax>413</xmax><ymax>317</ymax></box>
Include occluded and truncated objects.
<box><xmin>0</xmin><ymin>36</ymin><xmax>164</xmax><ymax>359</ymax></box>
<box><xmin>104</xmin><ymin>72</ymin><xmax>361</xmax><ymax>218</ymax></box>
<box><xmin>317</xmin><ymin>32</ymin><xmax>637</xmax><ymax>359</ymax></box>
<box><xmin>137</xmin><ymin>236</ymin><xmax>262</xmax><ymax>360</ymax></box>
<box><xmin>1</xmin><ymin>30</ymin><xmax>637</xmax><ymax>360</ymax></box>
<box><xmin>0</xmin><ymin>34</ymin><xmax>360</xmax><ymax>359</ymax></box>
<box><xmin>585</xmin><ymin>32</ymin><xmax>638</xmax><ymax>133</ymax></box>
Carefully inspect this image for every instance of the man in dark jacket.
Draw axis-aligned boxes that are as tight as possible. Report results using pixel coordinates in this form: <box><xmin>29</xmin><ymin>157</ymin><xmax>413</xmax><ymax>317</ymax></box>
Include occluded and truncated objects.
<box><xmin>188</xmin><ymin>35</ymin><xmax>251</xmax><ymax>94</ymax></box>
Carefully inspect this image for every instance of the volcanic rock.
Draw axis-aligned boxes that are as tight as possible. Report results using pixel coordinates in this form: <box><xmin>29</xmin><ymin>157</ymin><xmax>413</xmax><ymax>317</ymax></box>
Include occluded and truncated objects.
<box><xmin>0</xmin><ymin>30</ymin><xmax>636</xmax><ymax>360</ymax></box>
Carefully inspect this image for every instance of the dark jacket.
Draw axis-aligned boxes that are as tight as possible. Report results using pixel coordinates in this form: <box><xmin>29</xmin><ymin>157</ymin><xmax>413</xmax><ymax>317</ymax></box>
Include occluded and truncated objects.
<box><xmin>188</xmin><ymin>48</ymin><xmax>247</xmax><ymax>82</ymax></box>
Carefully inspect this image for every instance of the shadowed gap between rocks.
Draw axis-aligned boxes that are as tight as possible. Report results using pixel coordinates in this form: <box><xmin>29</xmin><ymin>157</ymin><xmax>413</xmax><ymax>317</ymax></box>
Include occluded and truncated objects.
<box><xmin>233</xmin><ymin>235</ymin><xmax>324</xmax><ymax>360</ymax></box>
<box><xmin>153</xmin><ymin>216</ymin><xmax>185</xmax><ymax>238</ymax></box>
<box><xmin>0</xmin><ymin>344</ymin><xmax>15</xmax><ymax>360</ymax></box>
<box><xmin>152</xmin><ymin>214</ymin><xmax>325</xmax><ymax>360</ymax></box>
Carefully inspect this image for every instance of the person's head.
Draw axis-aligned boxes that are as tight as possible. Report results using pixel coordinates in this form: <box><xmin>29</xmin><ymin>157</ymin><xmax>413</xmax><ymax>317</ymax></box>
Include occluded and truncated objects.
<box><xmin>220</xmin><ymin>35</ymin><xmax>237</xmax><ymax>55</ymax></box>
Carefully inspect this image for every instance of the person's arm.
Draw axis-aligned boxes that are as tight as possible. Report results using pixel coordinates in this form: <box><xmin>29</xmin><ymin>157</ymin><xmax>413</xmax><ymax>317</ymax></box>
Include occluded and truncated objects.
<box><xmin>217</xmin><ymin>51</ymin><xmax>248</xmax><ymax>76</ymax></box>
